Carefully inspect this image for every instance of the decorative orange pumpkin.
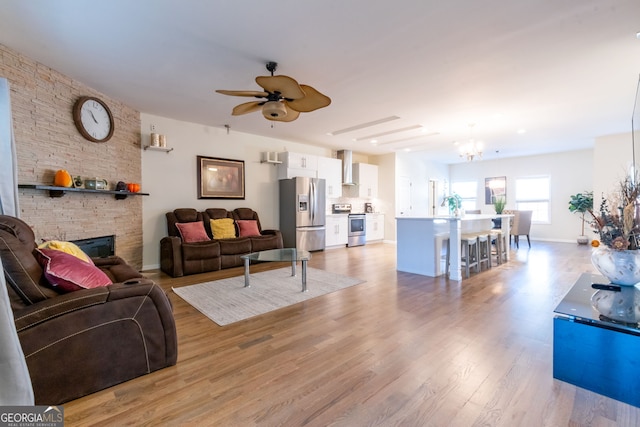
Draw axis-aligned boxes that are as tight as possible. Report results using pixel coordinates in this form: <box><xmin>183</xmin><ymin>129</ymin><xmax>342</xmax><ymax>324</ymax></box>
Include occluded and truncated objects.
<box><xmin>54</xmin><ymin>170</ymin><xmax>73</xmax><ymax>187</ymax></box>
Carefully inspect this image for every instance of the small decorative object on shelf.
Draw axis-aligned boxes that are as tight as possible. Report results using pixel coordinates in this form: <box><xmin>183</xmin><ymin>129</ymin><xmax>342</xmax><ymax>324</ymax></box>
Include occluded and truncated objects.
<box><xmin>260</xmin><ymin>151</ymin><xmax>281</xmax><ymax>164</ymax></box>
<box><xmin>53</xmin><ymin>170</ymin><xmax>73</xmax><ymax>187</ymax></box>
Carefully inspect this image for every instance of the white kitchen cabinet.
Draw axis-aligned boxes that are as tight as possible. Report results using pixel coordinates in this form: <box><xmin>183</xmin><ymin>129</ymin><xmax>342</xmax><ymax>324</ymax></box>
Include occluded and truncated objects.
<box><xmin>366</xmin><ymin>213</ymin><xmax>384</xmax><ymax>242</ymax></box>
<box><xmin>277</xmin><ymin>152</ymin><xmax>318</xmax><ymax>179</ymax></box>
<box><xmin>317</xmin><ymin>156</ymin><xmax>342</xmax><ymax>198</ymax></box>
<box><xmin>325</xmin><ymin>214</ymin><xmax>348</xmax><ymax>247</ymax></box>
<box><xmin>353</xmin><ymin>163</ymin><xmax>378</xmax><ymax>198</ymax></box>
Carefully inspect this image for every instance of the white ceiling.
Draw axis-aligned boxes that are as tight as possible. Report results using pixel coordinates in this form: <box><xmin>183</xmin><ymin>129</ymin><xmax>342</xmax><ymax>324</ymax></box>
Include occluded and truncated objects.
<box><xmin>0</xmin><ymin>0</ymin><xmax>639</xmax><ymax>163</ymax></box>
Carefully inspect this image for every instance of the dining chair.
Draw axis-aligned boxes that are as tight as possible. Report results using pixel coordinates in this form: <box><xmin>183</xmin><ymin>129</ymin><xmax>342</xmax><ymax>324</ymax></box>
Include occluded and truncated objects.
<box><xmin>510</xmin><ymin>210</ymin><xmax>533</xmax><ymax>248</ymax></box>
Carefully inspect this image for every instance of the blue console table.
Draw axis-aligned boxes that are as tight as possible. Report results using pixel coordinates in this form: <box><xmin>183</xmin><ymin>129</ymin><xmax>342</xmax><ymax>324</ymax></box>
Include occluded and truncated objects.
<box><xmin>553</xmin><ymin>273</ymin><xmax>640</xmax><ymax>407</ymax></box>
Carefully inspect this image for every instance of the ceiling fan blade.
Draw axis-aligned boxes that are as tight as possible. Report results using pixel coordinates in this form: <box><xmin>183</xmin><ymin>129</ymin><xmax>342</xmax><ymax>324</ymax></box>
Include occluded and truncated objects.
<box><xmin>216</xmin><ymin>89</ymin><xmax>268</xmax><ymax>98</ymax></box>
<box><xmin>255</xmin><ymin>75</ymin><xmax>305</xmax><ymax>100</ymax></box>
<box><xmin>232</xmin><ymin>101</ymin><xmax>264</xmax><ymax>115</ymax></box>
<box><xmin>267</xmin><ymin>103</ymin><xmax>300</xmax><ymax>122</ymax></box>
<box><xmin>287</xmin><ymin>84</ymin><xmax>332</xmax><ymax>112</ymax></box>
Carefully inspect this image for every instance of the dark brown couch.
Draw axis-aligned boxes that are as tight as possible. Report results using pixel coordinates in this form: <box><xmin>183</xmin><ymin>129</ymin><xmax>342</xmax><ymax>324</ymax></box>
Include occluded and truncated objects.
<box><xmin>160</xmin><ymin>207</ymin><xmax>283</xmax><ymax>277</ymax></box>
<box><xmin>0</xmin><ymin>215</ymin><xmax>177</xmax><ymax>405</ymax></box>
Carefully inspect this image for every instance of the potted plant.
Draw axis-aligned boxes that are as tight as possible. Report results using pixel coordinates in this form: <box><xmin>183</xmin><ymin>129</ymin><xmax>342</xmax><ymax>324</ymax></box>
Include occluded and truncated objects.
<box><xmin>568</xmin><ymin>191</ymin><xmax>593</xmax><ymax>245</ymax></box>
<box><xmin>442</xmin><ymin>194</ymin><xmax>462</xmax><ymax>216</ymax></box>
<box><xmin>493</xmin><ymin>196</ymin><xmax>506</xmax><ymax>214</ymax></box>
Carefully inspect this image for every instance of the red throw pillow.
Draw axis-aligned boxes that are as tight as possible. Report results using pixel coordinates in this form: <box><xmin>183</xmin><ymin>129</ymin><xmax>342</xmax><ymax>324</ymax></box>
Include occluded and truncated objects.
<box><xmin>176</xmin><ymin>222</ymin><xmax>210</xmax><ymax>243</ymax></box>
<box><xmin>237</xmin><ymin>220</ymin><xmax>261</xmax><ymax>237</ymax></box>
<box><xmin>35</xmin><ymin>248</ymin><xmax>112</xmax><ymax>292</ymax></box>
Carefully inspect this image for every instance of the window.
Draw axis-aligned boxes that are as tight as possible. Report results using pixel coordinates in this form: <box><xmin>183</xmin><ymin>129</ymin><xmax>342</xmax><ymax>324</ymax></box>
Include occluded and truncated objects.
<box><xmin>515</xmin><ymin>176</ymin><xmax>550</xmax><ymax>223</ymax></box>
<box><xmin>451</xmin><ymin>181</ymin><xmax>478</xmax><ymax>212</ymax></box>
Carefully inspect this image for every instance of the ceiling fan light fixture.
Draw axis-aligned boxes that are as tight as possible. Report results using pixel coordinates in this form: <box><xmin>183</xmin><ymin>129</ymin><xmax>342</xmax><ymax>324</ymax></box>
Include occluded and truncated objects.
<box><xmin>262</xmin><ymin>101</ymin><xmax>287</xmax><ymax>119</ymax></box>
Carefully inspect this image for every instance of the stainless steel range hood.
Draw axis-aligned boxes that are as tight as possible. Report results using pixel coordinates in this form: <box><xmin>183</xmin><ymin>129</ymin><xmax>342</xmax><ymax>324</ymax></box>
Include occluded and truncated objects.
<box><xmin>336</xmin><ymin>150</ymin><xmax>356</xmax><ymax>185</ymax></box>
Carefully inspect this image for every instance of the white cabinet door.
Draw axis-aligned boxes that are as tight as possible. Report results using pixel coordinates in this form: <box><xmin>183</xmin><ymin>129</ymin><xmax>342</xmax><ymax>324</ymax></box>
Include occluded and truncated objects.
<box><xmin>277</xmin><ymin>152</ymin><xmax>318</xmax><ymax>179</ymax></box>
<box><xmin>353</xmin><ymin>163</ymin><xmax>378</xmax><ymax>198</ymax></box>
<box><xmin>317</xmin><ymin>157</ymin><xmax>342</xmax><ymax>198</ymax></box>
<box><xmin>366</xmin><ymin>214</ymin><xmax>384</xmax><ymax>241</ymax></box>
<box><xmin>325</xmin><ymin>215</ymin><xmax>348</xmax><ymax>247</ymax></box>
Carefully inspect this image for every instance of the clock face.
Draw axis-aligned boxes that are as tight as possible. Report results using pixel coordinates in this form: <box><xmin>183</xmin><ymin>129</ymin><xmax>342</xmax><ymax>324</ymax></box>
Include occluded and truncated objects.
<box><xmin>73</xmin><ymin>96</ymin><xmax>114</xmax><ymax>142</ymax></box>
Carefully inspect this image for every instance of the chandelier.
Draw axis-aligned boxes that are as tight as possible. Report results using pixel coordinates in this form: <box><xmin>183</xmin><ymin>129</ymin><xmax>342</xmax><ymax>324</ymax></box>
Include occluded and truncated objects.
<box><xmin>459</xmin><ymin>124</ymin><xmax>483</xmax><ymax>162</ymax></box>
<box><xmin>459</xmin><ymin>140</ymin><xmax>484</xmax><ymax>161</ymax></box>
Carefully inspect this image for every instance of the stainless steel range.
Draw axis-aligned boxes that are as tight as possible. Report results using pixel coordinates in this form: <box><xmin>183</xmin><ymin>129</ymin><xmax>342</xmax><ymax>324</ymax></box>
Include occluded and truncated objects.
<box><xmin>332</xmin><ymin>204</ymin><xmax>366</xmax><ymax>247</ymax></box>
<box><xmin>347</xmin><ymin>213</ymin><xmax>366</xmax><ymax>247</ymax></box>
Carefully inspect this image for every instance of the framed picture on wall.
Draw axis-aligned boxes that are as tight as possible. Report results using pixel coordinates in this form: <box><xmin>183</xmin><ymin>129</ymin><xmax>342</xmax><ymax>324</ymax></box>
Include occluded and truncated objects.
<box><xmin>197</xmin><ymin>156</ymin><xmax>245</xmax><ymax>199</ymax></box>
<box><xmin>485</xmin><ymin>176</ymin><xmax>506</xmax><ymax>204</ymax></box>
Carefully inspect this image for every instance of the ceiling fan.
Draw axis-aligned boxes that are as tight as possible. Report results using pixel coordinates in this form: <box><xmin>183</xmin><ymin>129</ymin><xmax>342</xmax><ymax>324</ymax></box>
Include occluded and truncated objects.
<box><xmin>216</xmin><ymin>62</ymin><xmax>331</xmax><ymax>122</ymax></box>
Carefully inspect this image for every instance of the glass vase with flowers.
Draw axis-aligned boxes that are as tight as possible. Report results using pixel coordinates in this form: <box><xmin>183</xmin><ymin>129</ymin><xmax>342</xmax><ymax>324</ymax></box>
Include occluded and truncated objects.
<box><xmin>589</xmin><ymin>175</ymin><xmax>640</xmax><ymax>286</ymax></box>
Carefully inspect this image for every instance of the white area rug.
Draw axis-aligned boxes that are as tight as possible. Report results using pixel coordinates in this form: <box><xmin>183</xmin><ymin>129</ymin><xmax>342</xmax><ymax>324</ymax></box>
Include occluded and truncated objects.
<box><xmin>172</xmin><ymin>267</ymin><xmax>365</xmax><ymax>326</ymax></box>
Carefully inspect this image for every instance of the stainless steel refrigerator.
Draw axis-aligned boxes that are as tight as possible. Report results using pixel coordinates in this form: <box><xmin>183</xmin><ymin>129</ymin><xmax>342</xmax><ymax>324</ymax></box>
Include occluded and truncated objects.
<box><xmin>279</xmin><ymin>177</ymin><xmax>326</xmax><ymax>251</ymax></box>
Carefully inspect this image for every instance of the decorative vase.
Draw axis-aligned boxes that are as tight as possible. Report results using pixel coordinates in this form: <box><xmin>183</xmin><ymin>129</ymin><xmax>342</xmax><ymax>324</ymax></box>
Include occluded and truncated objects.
<box><xmin>591</xmin><ymin>286</ymin><xmax>640</xmax><ymax>323</ymax></box>
<box><xmin>591</xmin><ymin>246</ymin><xmax>640</xmax><ymax>286</ymax></box>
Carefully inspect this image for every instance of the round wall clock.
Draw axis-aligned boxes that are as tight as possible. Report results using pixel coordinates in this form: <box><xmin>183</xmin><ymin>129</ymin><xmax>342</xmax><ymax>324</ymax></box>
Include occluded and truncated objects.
<box><xmin>72</xmin><ymin>96</ymin><xmax>114</xmax><ymax>142</ymax></box>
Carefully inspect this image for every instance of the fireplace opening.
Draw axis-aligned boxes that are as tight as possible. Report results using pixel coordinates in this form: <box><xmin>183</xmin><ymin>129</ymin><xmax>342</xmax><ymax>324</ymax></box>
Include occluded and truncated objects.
<box><xmin>71</xmin><ymin>235</ymin><xmax>115</xmax><ymax>258</ymax></box>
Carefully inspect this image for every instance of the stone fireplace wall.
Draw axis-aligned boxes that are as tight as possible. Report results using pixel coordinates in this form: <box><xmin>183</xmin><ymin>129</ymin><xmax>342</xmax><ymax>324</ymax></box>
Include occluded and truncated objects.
<box><xmin>0</xmin><ymin>43</ymin><xmax>144</xmax><ymax>269</ymax></box>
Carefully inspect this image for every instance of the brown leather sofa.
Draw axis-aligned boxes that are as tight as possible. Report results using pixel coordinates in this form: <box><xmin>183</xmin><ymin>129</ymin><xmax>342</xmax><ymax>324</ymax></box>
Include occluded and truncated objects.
<box><xmin>160</xmin><ymin>207</ymin><xmax>283</xmax><ymax>277</ymax></box>
<box><xmin>0</xmin><ymin>215</ymin><xmax>177</xmax><ymax>405</ymax></box>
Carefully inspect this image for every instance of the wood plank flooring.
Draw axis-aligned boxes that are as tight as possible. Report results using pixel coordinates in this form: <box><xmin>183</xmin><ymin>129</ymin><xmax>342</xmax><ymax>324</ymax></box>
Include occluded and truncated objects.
<box><xmin>62</xmin><ymin>242</ymin><xmax>640</xmax><ymax>426</ymax></box>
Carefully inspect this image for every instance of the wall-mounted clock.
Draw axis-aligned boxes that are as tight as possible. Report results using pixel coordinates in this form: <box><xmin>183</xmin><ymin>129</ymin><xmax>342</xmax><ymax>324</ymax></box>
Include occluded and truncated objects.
<box><xmin>72</xmin><ymin>96</ymin><xmax>114</xmax><ymax>142</ymax></box>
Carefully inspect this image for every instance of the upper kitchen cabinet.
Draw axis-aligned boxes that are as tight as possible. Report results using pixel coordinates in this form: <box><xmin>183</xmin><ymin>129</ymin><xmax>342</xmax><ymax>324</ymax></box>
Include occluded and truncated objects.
<box><xmin>277</xmin><ymin>152</ymin><xmax>318</xmax><ymax>179</ymax></box>
<box><xmin>317</xmin><ymin>157</ymin><xmax>342</xmax><ymax>198</ymax></box>
<box><xmin>353</xmin><ymin>163</ymin><xmax>378</xmax><ymax>198</ymax></box>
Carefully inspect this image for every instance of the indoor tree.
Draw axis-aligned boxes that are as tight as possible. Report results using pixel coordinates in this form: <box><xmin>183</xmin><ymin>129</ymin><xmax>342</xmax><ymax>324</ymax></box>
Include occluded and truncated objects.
<box><xmin>568</xmin><ymin>191</ymin><xmax>593</xmax><ymax>244</ymax></box>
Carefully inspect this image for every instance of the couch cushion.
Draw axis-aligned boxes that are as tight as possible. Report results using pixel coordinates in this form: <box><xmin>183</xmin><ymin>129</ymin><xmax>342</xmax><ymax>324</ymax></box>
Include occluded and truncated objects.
<box><xmin>0</xmin><ymin>233</ymin><xmax>55</xmax><ymax>305</ymax></box>
<box><xmin>176</xmin><ymin>222</ymin><xmax>210</xmax><ymax>243</ymax></box>
<box><xmin>250</xmin><ymin>235</ymin><xmax>282</xmax><ymax>252</ymax></box>
<box><xmin>37</xmin><ymin>240</ymin><xmax>93</xmax><ymax>264</ymax></box>
<box><xmin>237</xmin><ymin>220</ymin><xmax>261</xmax><ymax>237</ymax></box>
<box><xmin>218</xmin><ymin>238</ymin><xmax>251</xmax><ymax>255</ymax></box>
<box><xmin>35</xmin><ymin>248</ymin><xmax>112</xmax><ymax>293</ymax></box>
<box><xmin>210</xmin><ymin>218</ymin><xmax>236</xmax><ymax>239</ymax></box>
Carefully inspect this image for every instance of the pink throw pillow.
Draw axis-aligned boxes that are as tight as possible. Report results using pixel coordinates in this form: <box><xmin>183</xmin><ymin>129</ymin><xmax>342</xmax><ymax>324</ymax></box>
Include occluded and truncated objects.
<box><xmin>236</xmin><ymin>220</ymin><xmax>261</xmax><ymax>237</ymax></box>
<box><xmin>176</xmin><ymin>222</ymin><xmax>210</xmax><ymax>243</ymax></box>
<box><xmin>35</xmin><ymin>248</ymin><xmax>112</xmax><ymax>292</ymax></box>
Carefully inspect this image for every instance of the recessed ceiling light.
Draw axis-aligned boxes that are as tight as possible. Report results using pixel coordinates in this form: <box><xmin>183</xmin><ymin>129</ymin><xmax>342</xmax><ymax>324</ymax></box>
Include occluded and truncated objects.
<box><xmin>517</xmin><ymin>129</ymin><xmax>526</xmax><ymax>134</ymax></box>
<box><xmin>637</xmin><ymin>31</ymin><xmax>640</xmax><ymax>39</ymax></box>
<box><xmin>371</xmin><ymin>139</ymin><xmax>378</xmax><ymax>144</ymax></box>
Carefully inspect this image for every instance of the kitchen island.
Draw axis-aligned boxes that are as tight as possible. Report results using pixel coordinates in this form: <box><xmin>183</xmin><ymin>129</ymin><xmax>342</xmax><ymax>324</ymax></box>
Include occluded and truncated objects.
<box><xmin>396</xmin><ymin>214</ymin><xmax>513</xmax><ymax>281</ymax></box>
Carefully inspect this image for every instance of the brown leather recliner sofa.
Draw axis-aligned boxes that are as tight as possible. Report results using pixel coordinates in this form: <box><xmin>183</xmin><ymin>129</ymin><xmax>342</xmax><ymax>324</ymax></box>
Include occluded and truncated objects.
<box><xmin>160</xmin><ymin>207</ymin><xmax>283</xmax><ymax>277</ymax></box>
<box><xmin>0</xmin><ymin>215</ymin><xmax>177</xmax><ymax>405</ymax></box>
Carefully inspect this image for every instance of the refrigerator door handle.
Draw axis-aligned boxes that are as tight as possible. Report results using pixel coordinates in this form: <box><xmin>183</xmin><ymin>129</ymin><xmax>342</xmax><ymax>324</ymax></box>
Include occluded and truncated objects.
<box><xmin>310</xmin><ymin>180</ymin><xmax>315</xmax><ymax>224</ymax></box>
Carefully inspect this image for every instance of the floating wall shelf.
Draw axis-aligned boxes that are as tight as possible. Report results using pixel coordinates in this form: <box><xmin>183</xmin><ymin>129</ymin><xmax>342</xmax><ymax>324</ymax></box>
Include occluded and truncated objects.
<box><xmin>19</xmin><ymin>184</ymin><xmax>150</xmax><ymax>200</ymax></box>
<box><xmin>143</xmin><ymin>145</ymin><xmax>173</xmax><ymax>153</ymax></box>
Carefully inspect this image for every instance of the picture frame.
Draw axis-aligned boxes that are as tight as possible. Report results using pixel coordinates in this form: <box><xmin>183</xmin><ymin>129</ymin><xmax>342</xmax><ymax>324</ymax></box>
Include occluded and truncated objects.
<box><xmin>197</xmin><ymin>155</ymin><xmax>245</xmax><ymax>199</ymax></box>
<box><xmin>485</xmin><ymin>176</ymin><xmax>506</xmax><ymax>204</ymax></box>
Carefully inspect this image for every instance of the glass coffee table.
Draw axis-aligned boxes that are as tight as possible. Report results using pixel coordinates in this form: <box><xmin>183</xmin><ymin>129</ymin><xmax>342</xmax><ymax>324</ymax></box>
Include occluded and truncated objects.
<box><xmin>240</xmin><ymin>248</ymin><xmax>311</xmax><ymax>292</ymax></box>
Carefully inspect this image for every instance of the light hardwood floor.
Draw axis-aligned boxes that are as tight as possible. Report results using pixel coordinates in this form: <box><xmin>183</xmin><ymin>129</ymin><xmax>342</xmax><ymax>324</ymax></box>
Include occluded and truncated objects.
<box><xmin>63</xmin><ymin>241</ymin><xmax>640</xmax><ymax>426</ymax></box>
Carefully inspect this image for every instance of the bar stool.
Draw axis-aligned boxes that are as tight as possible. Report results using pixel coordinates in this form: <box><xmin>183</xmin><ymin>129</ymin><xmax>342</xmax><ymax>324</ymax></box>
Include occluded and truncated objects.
<box><xmin>435</xmin><ymin>233</ymin><xmax>449</xmax><ymax>277</ymax></box>
<box><xmin>460</xmin><ymin>233</ymin><xmax>479</xmax><ymax>278</ymax></box>
<box><xmin>476</xmin><ymin>232</ymin><xmax>492</xmax><ymax>270</ymax></box>
<box><xmin>490</xmin><ymin>229</ymin><xmax>508</xmax><ymax>265</ymax></box>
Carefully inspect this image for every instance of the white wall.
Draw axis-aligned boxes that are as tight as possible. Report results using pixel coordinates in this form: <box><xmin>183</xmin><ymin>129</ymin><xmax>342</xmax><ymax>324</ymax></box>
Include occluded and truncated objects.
<box><xmin>395</xmin><ymin>152</ymin><xmax>449</xmax><ymax>217</ymax></box>
<box><xmin>140</xmin><ymin>113</ymin><xmax>331</xmax><ymax>269</ymax></box>
<box><xmin>593</xmin><ymin>132</ymin><xmax>635</xmax><ymax>210</ymax></box>
<box><xmin>449</xmin><ymin>149</ymin><xmax>593</xmax><ymax>242</ymax></box>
